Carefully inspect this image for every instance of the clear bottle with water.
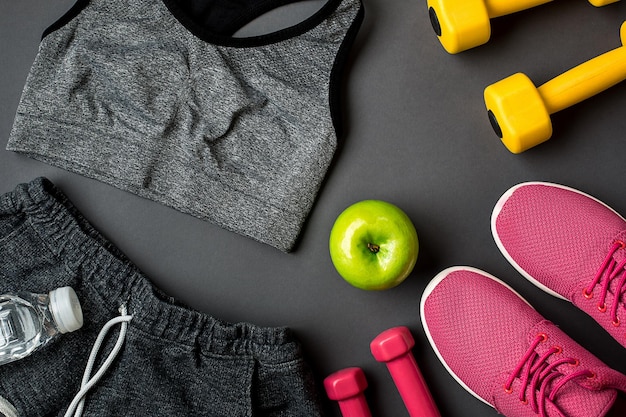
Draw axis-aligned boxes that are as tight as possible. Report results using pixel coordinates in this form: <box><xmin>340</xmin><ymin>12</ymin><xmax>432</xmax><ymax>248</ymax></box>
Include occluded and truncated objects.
<box><xmin>0</xmin><ymin>287</ymin><xmax>83</xmax><ymax>366</ymax></box>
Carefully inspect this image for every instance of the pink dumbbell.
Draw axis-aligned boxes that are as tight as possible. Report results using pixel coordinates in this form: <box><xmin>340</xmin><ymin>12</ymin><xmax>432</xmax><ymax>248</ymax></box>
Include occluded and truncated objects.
<box><xmin>324</xmin><ymin>367</ymin><xmax>372</xmax><ymax>417</ymax></box>
<box><xmin>370</xmin><ymin>326</ymin><xmax>441</xmax><ymax>417</ymax></box>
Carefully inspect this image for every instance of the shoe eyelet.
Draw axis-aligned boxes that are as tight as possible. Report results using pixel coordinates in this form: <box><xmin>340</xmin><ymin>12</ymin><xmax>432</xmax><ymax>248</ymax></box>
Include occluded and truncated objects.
<box><xmin>552</xmin><ymin>345</ymin><xmax>563</xmax><ymax>354</ymax></box>
<box><xmin>537</xmin><ymin>333</ymin><xmax>548</xmax><ymax>342</ymax></box>
<box><xmin>569</xmin><ymin>359</ymin><xmax>580</xmax><ymax>367</ymax></box>
<box><xmin>504</xmin><ymin>385</ymin><xmax>513</xmax><ymax>394</ymax></box>
<box><xmin>615</xmin><ymin>240</ymin><xmax>626</xmax><ymax>249</ymax></box>
<box><xmin>583</xmin><ymin>288</ymin><xmax>593</xmax><ymax>299</ymax></box>
<box><xmin>520</xmin><ymin>398</ymin><xmax>528</xmax><ymax>405</ymax></box>
<box><xmin>613</xmin><ymin>318</ymin><xmax>621</xmax><ymax>327</ymax></box>
<box><xmin>598</xmin><ymin>303</ymin><xmax>607</xmax><ymax>313</ymax></box>
<box><xmin>587</xmin><ymin>371</ymin><xmax>597</xmax><ymax>380</ymax></box>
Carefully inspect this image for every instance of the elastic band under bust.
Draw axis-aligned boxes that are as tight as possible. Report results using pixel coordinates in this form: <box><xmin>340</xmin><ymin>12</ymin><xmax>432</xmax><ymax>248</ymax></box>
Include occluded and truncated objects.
<box><xmin>6</xmin><ymin>178</ymin><xmax>298</xmax><ymax>362</ymax></box>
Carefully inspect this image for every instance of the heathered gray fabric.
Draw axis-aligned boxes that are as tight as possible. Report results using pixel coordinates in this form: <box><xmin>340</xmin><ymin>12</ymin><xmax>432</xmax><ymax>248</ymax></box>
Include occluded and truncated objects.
<box><xmin>0</xmin><ymin>178</ymin><xmax>325</xmax><ymax>416</ymax></box>
<box><xmin>7</xmin><ymin>0</ymin><xmax>363</xmax><ymax>252</ymax></box>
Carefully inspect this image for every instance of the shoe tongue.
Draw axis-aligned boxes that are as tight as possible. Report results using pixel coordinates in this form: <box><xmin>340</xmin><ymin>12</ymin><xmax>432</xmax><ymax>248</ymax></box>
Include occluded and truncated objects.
<box><xmin>494</xmin><ymin>372</ymin><xmax>618</xmax><ymax>417</ymax></box>
<box><xmin>494</xmin><ymin>321</ymin><xmax>626</xmax><ymax>417</ymax></box>
<box><xmin>608</xmin><ymin>278</ymin><xmax>626</xmax><ymax>305</ymax></box>
<box><xmin>532</xmin><ymin>322</ymin><xmax>626</xmax><ymax>417</ymax></box>
<box><xmin>547</xmin><ymin>380</ymin><xmax>617</xmax><ymax>417</ymax></box>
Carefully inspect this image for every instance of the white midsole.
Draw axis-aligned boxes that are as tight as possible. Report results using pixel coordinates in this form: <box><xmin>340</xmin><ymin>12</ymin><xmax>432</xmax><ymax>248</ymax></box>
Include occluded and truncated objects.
<box><xmin>419</xmin><ymin>266</ymin><xmax>535</xmax><ymax>408</ymax></box>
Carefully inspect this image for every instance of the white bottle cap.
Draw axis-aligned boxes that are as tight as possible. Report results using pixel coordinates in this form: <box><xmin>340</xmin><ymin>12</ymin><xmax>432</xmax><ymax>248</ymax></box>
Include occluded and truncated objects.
<box><xmin>49</xmin><ymin>287</ymin><xmax>84</xmax><ymax>334</ymax></box>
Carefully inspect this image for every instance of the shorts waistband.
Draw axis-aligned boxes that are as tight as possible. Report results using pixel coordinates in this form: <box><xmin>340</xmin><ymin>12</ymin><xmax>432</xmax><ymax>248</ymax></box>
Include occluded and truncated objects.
<box><xmin>3</xmin><ymin>178</ymin><xmax>299</xmax><ymax>362</ymax></box>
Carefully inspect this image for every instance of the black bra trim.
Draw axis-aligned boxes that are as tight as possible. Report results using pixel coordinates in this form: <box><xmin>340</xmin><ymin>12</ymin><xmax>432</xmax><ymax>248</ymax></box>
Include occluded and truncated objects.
<box><xmin>329</xmin><ymin>2</ymin><xmax>364</xmax><ymax>138</ymax></box>
<box><xmin>42</xmin><ymin>0</ymin><xmax>90</xmax><ymax>39</ymax></box>
<box><xmin>161</xmin><ymin>0</ymin><xmax>346</xmax><ymax>48</ymax></box>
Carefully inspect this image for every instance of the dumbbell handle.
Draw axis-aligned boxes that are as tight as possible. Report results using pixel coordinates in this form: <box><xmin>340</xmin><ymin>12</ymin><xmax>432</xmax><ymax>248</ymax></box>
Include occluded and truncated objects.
<box><xmin>335</xmin><ymin>395</ymin><xmax>372</xmax><ymax>417</ymax></box>
<box><xmin>383</xmin><ymin>355</ymin><xmax>441</xmax><ymax>417</ymax></box>
<box><xmin>371</xmin><ymin>327</ymin><xmax>441</xmax><ymax>417</ymax></box>
<box><xmin>487</xmin><ymin>0</ymin><xmax>618</xmax><ymax>16</ymax></box>
<box><xmin>539</xmin><ymin>24</ymin><xmax>626</xmax><ymax>114</ymax></box>
<box><xmin>485</xmin><ymin>0</ymin><xmax>552</xmax><ymax>19</ymax></box>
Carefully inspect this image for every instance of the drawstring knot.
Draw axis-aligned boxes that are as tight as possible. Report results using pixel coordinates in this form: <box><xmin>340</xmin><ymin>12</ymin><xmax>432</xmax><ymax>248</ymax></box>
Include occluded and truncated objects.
<box><xmin>504</xmin><ymin>333</ymin><xmax>595</xmax><ymax>417</ymax></box>
<box><xmin>65</xmin><ymin>305</ymin><xmax>133</xmax><ymax>417</ymax></box>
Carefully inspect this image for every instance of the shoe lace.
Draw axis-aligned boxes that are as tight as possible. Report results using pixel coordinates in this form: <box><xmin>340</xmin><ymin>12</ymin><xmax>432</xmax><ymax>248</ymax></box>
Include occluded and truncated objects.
<box><xmin>585</xmin><ymin>240</ymin><xmax>626</xmax><ymax>328</ymax></box>
<box><xmin>504</xmin><ymin>333</ymin><xmax>595</xmax><ymax>417</ymax></box>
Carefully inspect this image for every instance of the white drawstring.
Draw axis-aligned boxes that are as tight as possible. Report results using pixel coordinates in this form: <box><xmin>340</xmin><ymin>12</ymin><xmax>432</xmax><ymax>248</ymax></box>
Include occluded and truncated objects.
<box><xmin>65</xmin><ymin>305</ymin><xmax>133</xmax><ymax>417</ymax></box>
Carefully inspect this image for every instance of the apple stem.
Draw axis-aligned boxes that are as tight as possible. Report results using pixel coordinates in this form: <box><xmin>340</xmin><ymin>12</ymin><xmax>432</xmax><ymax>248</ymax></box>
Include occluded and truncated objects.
<box><xmin>367</xmin><ymin>243</ymin><xmax>380</xmax><ymax>254</ymax></box>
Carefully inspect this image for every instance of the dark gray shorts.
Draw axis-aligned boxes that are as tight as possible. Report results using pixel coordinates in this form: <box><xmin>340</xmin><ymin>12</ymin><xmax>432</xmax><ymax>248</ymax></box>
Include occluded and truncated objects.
<box><xmin>0</xmin><ymin>178</ymin><xmax>324</xmax><ymax>417</ymax></box>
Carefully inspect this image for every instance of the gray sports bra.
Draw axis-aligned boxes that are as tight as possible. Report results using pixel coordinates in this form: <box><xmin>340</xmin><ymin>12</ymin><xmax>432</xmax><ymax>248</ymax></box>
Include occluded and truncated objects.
<box><xmin>8</xmin><ymin>0</ymin><xmax>364</xmax><ymax>252</ymax></box>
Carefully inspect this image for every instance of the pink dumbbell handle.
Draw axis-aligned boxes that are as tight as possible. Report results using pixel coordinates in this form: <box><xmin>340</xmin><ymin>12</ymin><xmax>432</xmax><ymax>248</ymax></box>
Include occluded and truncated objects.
<box><xmin>371</xmin><ymin>326</ymin><xmax>441</xmax><ymax>417</ymax></box>
<box><xmin>336</xmin><ymin>396</ymin><xmax>372</xmax><ymax>417</ymax></box>
<box><xmin>385</xmin><ymin>355</ymin><xmax>441</xmax><ymax>417</ymax></box>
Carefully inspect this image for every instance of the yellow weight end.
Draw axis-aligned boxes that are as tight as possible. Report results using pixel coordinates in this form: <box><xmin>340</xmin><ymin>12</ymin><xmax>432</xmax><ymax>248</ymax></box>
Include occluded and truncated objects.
<box><xmin>484</xmin><ymin>73</ymin><xmax>552</xmax><ymax>154</ymax></box>
<box><xmin>588</xmin><ymin>0</ymin><xmax>620</xmax><ymax>7</ymax></box>
<box><xmin>428</xmin><ymin>0</ymin><xmax>491</xmax><ymax>54</ymax></box>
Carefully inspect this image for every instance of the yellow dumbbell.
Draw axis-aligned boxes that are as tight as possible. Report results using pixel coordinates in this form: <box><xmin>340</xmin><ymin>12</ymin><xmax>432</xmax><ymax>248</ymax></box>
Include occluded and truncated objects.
<box><xmin>484</xmin><ymin>22</ymin><xmax>626</xmax><ymax>154</ymax></box>
<box><xmin>428</xmin><ymin>0</ymin><xmax>620</xmax><ymax>54</ymax></box>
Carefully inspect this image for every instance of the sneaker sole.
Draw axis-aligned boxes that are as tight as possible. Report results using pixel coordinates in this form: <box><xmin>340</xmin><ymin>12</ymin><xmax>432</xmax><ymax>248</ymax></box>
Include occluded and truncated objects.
<box><xmin>419</xmin><ymin>266</ymin><xmax>534</xmax><ymax>409</ymax></box>
<box><xmin>491</xmin><ymin>181</ymin><xmax>626</xmax><ymax>302</ymax></box>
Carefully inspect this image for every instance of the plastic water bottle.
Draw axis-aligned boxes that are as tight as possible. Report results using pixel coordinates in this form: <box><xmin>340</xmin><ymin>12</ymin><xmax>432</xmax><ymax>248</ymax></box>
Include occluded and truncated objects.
<box><xmin>0</xmin><ymin>287</ymin><xmax>83</xmax><ymax>366</ymax></box>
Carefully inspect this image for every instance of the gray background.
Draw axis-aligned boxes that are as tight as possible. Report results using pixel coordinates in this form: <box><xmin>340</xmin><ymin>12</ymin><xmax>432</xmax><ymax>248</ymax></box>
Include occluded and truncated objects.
<box><xmin>2</xmin><ymin>0</ymin><xmax>626</xmax><ymax>416</ymax></box>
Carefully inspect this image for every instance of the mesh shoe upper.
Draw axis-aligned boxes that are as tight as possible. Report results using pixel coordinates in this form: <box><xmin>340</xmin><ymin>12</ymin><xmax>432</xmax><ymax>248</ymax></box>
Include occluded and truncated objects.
<box><xmin>420</xmin><ymin>267</ymin><xmax>626</xmax><ymax>417</ymax></box>
<box><xmin>491</xmin><ymin>182</ymin><xmax>626</xmax><ymax>348</ymax></box>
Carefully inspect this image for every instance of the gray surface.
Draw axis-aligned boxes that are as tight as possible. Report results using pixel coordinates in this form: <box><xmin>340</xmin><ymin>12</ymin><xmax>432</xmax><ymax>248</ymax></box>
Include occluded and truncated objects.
<box><xmin>2</xmin><ymin>1</ymin><xmax>626</xmax><ymax>416</ymax></box>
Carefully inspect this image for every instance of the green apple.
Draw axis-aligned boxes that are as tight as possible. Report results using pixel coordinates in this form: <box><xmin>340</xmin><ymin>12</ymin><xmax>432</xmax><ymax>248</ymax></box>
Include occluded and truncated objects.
<box><xmin>329</xmin><ymin>200</ymin><xmax>419</xmax><ymax>290</ymax></box>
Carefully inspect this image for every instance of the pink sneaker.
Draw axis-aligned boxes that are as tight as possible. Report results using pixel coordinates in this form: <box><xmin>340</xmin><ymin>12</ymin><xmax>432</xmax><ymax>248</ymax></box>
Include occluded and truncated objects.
<box><xmin>491</xmin><ymin>182</ymin><xmax>626</xmax><ymax>349</ymax></box>
<box><xmin>420</xmin><ymin>267</ymin><xmax>626</xmax><ymax>417</ymax></box>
